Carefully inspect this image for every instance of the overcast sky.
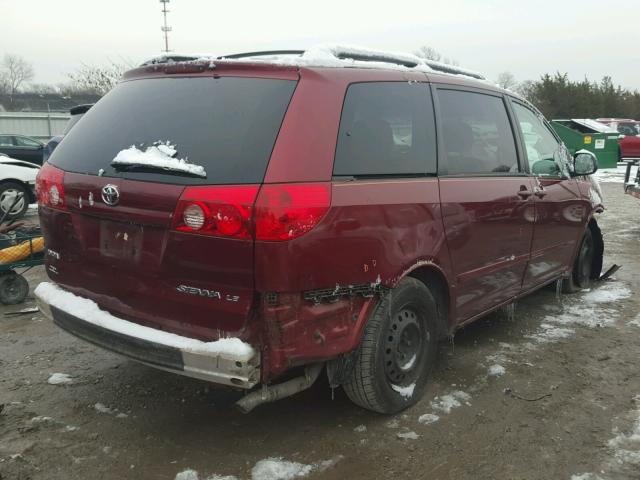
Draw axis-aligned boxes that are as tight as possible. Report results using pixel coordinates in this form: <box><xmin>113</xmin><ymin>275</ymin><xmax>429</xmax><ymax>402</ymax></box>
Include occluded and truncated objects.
<box><xmin>2</xmin><ymin>0</ymin><xmax>638</xmax><ymax>90</ymax></box>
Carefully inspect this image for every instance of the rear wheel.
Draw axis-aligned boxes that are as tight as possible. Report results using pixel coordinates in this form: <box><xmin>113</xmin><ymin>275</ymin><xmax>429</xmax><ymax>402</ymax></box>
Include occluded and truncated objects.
<box><xmin>0</xmin><ymin>182</ymin><xmax>29</xmax><ymax>220</ymax></box>
<box><xmin>0</xmin><ymin>272</ymin><xmax>29</xmax><ymax>304</ymax></box>
<box><xmin>343</xmin><ymin>277</ymin><xmax>438</xmax><ymax>414</ymax></box>
<box><xmin>562</xmin><ymin>229</ymin><xmax>595</xmax><ymax>293</ymax></box>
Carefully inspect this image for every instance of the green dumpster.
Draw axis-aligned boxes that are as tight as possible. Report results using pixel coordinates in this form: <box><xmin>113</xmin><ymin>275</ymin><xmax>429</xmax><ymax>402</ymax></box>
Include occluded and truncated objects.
<box><xmin>551</xmin><ymin>119</ymin><xmax>620</xmax><ymax>169</ymax></box>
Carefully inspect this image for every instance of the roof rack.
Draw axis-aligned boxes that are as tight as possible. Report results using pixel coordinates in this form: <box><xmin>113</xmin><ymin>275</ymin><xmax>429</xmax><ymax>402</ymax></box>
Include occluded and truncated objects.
<box><xmin>422</xmin><ymin>60</ymin><xmax>485</xmax><ymax>80</ymax></box>
<box><xmin>334</xmin><ymin>52</ymin><xmax>418</xmax><ymax>68</ymax></box>
<box><xmin>140</xmin><ymin>45</ymin><xmax>486</xmax><ymax>81</ymax></box>
<box><xmin>219</xmin><ymin>50</ymin><xmax>304</xmax><ymax>59</ymax></box>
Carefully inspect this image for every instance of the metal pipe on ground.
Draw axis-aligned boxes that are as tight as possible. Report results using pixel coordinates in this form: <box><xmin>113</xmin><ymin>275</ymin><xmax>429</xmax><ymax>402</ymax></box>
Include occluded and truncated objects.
<box><xmin>235</xmin><ymin>363</ymin><xmax>324</xmax><ymax>413</ymax></box>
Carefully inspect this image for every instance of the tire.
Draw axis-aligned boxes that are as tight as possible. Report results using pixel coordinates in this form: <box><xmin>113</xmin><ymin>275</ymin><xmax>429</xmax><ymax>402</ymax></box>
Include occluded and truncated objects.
<box><xmin>562</xmin><ymin>229</ymin><xmax>595</xmax><ymax>293</ymax></box>
<box><xmin>343</xmin><ymin>277</ymin><xmax>438</xmax><ymax>414</ymax></box>
<box><xmin>0</xmin><ymin>182</ymin><xmax>29</xmax><ymax>220</ymax></box>
<box><xmin>0</xmin><ymin>273</ymin><xmax>29</xmax><ymax>304</ymax></box>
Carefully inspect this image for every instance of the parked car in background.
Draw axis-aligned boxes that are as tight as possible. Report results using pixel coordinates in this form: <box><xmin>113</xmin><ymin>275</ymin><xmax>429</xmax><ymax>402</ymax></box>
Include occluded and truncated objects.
<box><xmin>0</xmin><ymin>134</ymin><xmax>45</xmax><ymax>165</ymax></box>
<box><xmin>43</xmin><ymin>104</ymin><xmax>93</xmax><ymax>163</ymax></box>
<box><xmin>0</xmin><ymin>155</ymin><xmax>39</xmax><ymax>219</ymax></box>
<box><xmin>34</xmin><ymin>46</ymin><xmax>603</xmax><ymax>414</ymax></box>
<box><xmin>596</xmin><ymin>118</ymin><xmax>640</xmax><ymax>160</ymax></box>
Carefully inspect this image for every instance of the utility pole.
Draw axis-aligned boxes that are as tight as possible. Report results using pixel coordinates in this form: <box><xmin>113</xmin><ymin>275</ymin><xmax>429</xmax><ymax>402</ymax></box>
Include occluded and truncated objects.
<box><xmin>160</xmin><ymin>0</ymin><xmax>171</xmax><ymax>53</ymax></box>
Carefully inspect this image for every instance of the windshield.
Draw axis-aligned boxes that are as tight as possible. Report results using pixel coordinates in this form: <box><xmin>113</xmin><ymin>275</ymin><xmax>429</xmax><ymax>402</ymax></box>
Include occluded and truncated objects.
<box><xmin>49</xmin><ymin>76</ymin><xmax>297</xmax><ymax>185</ymax></box>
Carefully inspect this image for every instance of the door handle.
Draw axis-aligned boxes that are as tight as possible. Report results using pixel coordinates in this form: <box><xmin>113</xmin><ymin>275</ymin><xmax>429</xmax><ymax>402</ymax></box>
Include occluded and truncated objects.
<box><xmin>534</xmin><ymin>188</ymin><xmax>547</xmax><ymax>198</ymax></box>
<box><xmin>517</xmin><ymin>187</ymin><xmax>533</xmax><ymax>199</ymax></box>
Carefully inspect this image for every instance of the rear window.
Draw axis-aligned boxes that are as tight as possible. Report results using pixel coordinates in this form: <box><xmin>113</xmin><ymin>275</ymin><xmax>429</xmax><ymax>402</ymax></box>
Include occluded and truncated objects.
<box><xmin>333</xmin><ymin>82</ymin><xmax>437</xmax><ymax>176</ymax></box>
<box><xmin>50</xmin><ymin>76</ymin><xmax>297</xmax><ymax>185</ymax></box>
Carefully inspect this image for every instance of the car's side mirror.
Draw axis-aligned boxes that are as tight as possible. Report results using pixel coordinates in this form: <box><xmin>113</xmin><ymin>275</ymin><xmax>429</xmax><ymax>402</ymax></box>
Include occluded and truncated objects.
<box><xmin>572</xmin><ymin>149</ymin><xmax>598</xmax><ymax>176</ymax></box>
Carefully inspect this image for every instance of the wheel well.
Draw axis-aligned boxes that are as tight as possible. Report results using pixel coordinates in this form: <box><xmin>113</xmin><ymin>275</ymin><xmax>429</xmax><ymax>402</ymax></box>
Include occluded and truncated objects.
<box><xmin>408</xmin><ymin>267</ymin><xmax>451</xmax><ymax>339</ymax></box>
<box><xmin>588</xmin><ymin>218</ymin><xmax>604</xmax><ymax>280</ymax></box>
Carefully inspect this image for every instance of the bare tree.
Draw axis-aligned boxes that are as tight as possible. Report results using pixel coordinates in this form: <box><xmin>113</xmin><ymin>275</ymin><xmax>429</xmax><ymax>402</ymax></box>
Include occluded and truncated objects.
<box><xmin>414</xmin><ymin>45</ymin><xmax>459</xmax><ymax>66</ymax></box>
<box><xmin>0</xmin><ymin>54</ymin><xmax>34</xmax><ymax>98</ymax></box>
<box><xmin>514</xmin><ymin>79</ymin><xmax>535</xmax><ymax>100</ymax></box>
<box><xmin>496</xmin><ymin>71</ymin><xmax>518</xmax><ymax>90</ymax></box>
<box><xmin>66</xmin><ymin>61</ymin><xmax>129</xmax><ymax>95</ymax></box>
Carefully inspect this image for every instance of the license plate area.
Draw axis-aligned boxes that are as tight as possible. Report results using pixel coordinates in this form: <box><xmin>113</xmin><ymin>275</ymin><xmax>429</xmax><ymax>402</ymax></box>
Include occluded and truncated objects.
<box><xmin>99</xmin><ymin>221</ymin><xmax>143</xmax><ymax>262</ymax></box>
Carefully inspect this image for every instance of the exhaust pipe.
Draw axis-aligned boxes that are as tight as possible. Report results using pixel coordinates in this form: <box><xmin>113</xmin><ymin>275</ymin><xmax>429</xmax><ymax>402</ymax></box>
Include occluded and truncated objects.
<box><xmin>235</xmin><ymin>363</ymin><xmax>323</xmax><ymax>413</ymax></box>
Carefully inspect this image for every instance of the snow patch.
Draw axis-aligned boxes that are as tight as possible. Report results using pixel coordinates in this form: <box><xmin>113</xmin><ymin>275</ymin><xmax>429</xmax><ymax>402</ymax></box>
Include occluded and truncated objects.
<box><xmin>594</xmin><ymin>164</ymin><xmax>638</xmax><ymax>184</ymax></box>
<box><xmin>111</xmin><ymin>141</ymin><xmax>206</xmax><ymax>178</ymax></box>
<box><xmin>175</xmin><ymin>470</ymin><xmax>200</xmax><ymax>480</ymax></box>
<box><xmin>385</xmin><ymin>419</ymin><xmax>400</xmax><ymax>429</ymax></box>
<box><xmin>582</xmin><ymin>283</ymin><xmax>631</xmax><ymax>304</ymax></box>
<box><xmin>94</xmin><ymin>403</ymin><xmax>113</xmax><ymax>414</ymax></box>
<box><xmin>353</xmin><ymin>424</ymin><xmax>367</xmax><ymax>433</ymax></box>
<box><xmin>629</xmin><ymin>315</ymin><xmax>640</xmax><ymax>327</ymax></box>
<box><xmin>418</xmin><ymin>413</ymin><xmax>440</xmax><ymax>425</ymax></box>
<box><xmin>430</xmin><ymin>390</ymin><xmax>471</xmax><ymax>414</ymax></box>
<box><xmin>396</xmin><ymin>430</ymin><xmax>419</xmax><ymax>440</ymax></box>
<box><xmin>391</xmin><ymin>382</ymin><xmax>416</xmax><ymax>398</ymax></box>
<box><xmin>35</xmin><ymin>282</ymin><xmax>255</xmax><ymax>361</ymax></box>
<box><xmin>251</xmin><ymin>456</ymin><xmax>341</xmax><ymax>480</ymax></box>
<box><xmin>30</xmin><ymin>416</ymin><xmax>54</xmax><ymax>423</ymax></box>
<box><xmin>48</xmin><ymin>373</ymin><xmax>73</xmax><ymax>385</ymax></box>
<box><xmin>488</xmin><ymin>364</ymin><xmax>506</xmax><ymax>377</ymax></box>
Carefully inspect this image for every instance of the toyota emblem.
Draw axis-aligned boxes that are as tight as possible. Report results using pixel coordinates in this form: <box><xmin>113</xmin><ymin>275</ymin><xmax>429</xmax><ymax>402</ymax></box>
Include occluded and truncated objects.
<box><xmin>101</xmin><ymin>184</ymin><xmax>120</xmax><ymax>206</ymax></box>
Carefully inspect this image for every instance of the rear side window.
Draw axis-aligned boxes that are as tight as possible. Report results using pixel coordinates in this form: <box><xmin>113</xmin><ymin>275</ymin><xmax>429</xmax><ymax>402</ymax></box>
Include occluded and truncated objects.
<box><xmin>437</xmin><ymin>89</ymin><xmax>518</xmax><ymax>175</ymax></box>
<box><xmin>334</xmin><ymin>82</ymin><xmax>436</xmax><ymax>176</ymax></box>
<box><xmin>50</xmin><ymin>77</ymin><xmax>297</xmax><ymax>185</ymax></box>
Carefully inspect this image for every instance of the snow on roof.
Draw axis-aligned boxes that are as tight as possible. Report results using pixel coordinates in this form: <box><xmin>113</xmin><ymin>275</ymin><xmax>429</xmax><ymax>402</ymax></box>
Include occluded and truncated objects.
<box><xmin>141</xmin><ymin>44</ymin><xmax>487</xmax><ymax>82</ymax></box>
<box><xmin>571</xmin><ymin>119</ymin><xmax>619</xmax><ymax>134</ymax></box>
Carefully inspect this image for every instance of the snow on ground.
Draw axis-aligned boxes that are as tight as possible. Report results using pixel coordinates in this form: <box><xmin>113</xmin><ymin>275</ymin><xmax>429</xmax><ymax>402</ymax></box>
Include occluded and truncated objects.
<box><xmin>174</xmin><ymin>457</ymin><xmax>342</xmax><ymax>480</ymax></box>
<box><xmin>488</xmin><ymin>364</ymin><xmax>506</xmax><ymax>377</ymax></box>
<box><xmin>570</xmin><ymin>395</ymin><xmax>640</xmax><ymax>479</ymax></box>
<box><xmin>593</xmin><ymin>164</ymin><xmax>638</xmax><ymax>184</ymax></box>
<box><xmin>396</xmin><ymin>431</ymin><xmax>420</xmax><ymax>440</ymax></box>
<box><xmin>353</xmin><ymin>425</ymin><xmax>367</xmax><ymax>433</ymax></box>
<box><xmin>111</xmin><ymin>141</ymin><xmax>207</xmax><ymax>178</ymax></box>
<box><xmin>417</xmin><ymin>413</ymin><xmax>440</xmax><ymax>425</ymax></box>
<box><xmin>430</xmin><ymin>390</ymin><xmax>472</xmax><ymax>414</ymax></box>
<box><xmin>47</xmin><ymin>372</ymin><xmax>73</xmax><ymax>385</ymax></box>
<box><xmin>35</xmin><ymin>282</ymin><xmax>255</xmax><ymax>361</ymax></box>
<box><xmin>629</xmin><ymin>315</ymin><xmax>640</xmax><ymax>327</ymax></box>
<box><xmin>527</xmin><ymin>282</ymin><xmax>630</xmax><ymax>343</ymax></box>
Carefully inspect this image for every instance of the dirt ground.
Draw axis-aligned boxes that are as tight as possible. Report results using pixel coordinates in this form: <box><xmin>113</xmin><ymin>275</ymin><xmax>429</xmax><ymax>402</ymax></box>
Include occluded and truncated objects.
<box><xmin>1</xmin><ymin>181</ymin><xmax>639</xmax><ymax>480</ymax></box>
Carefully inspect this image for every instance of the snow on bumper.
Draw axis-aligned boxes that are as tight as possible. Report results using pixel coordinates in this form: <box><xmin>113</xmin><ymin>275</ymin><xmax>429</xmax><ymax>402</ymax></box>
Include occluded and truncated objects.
<box><xmin>34</xmin><ymin>282</ymin><xmax>260</xmax><ymax>389</ymax></box>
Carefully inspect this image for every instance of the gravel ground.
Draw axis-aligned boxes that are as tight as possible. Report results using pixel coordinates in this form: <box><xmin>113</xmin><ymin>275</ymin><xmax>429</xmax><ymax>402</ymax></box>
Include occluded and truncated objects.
<box><xmin>1</xmin><ymin>182</ymin><xmax>639</xmax><ymax>480</ymax></box>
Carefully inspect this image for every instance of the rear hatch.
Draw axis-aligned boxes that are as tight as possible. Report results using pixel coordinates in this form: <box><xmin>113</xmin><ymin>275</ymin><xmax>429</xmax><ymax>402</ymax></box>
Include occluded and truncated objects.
<box><xmin>41</xmin><ymin>70</ymin><xmax>297</xmax><ymax>339</ymax></box>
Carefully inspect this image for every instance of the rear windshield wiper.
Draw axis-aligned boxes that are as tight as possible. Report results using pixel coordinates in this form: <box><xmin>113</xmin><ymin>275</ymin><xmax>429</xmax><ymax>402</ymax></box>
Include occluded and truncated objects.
<box><xmin>111</xmin><ymin>163</ymin><xmax>206</xmax><ymax>178</ymax></box>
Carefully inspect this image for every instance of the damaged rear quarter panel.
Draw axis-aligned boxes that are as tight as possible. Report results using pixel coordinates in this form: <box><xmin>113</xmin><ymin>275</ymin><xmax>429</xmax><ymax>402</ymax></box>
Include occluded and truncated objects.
<box><xmin>254</xmin><ymin>178</ymin><xmax>453</xmax><ymax>379</ymax></box>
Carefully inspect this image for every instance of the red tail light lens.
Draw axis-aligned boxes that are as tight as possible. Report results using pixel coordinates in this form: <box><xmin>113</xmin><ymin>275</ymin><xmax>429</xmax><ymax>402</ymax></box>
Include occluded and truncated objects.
<box><xmin>255</xmin><ymin>183</ymin><xmax>331</xmax><ymax>241</ymax></box>
<box><xmin>36</xmin><ymin>163</ymin><xmax>66</xmax><ymax>210</ymax></box>
<box><xmin>172</xmin><ymin>185</ymin><xmax>259</xmax><ymax>239</ymax></box>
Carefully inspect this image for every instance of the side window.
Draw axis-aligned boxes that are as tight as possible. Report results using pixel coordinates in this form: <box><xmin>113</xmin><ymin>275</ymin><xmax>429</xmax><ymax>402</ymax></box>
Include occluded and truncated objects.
<box><xmin>511</xmin><ymin>102</ymin><xmax>564</xmax><ymax>177</ymax></box>
<box><xmin>334</xmin><ymin>82</ymin><xmax>436</xmax><ymax>176</ymax></box>
<box><xmin>14</xmin><ymin>136</ymin><xmax>41</xmax><ymax>147</ymax></box>
<box><xmin>437</xmin><ymin>89</ymin><xmax>518</xmax><ymax>175</ymax></box>
<box><xmin>0</xmin><ymin>135</ymin><xmax>14</xmax><ymax>146</ymax></box>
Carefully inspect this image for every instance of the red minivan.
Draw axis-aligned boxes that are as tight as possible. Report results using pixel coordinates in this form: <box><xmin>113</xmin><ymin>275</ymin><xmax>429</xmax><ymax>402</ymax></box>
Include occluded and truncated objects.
<box><xmin>34</xmin><ymin>47</ymin><xmax>603</xmax><ymax>414</ymax></box>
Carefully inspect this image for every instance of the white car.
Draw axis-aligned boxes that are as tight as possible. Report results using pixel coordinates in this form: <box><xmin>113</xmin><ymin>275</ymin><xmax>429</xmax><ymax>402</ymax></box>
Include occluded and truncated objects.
<box><xmin>0</xmin><ymin>153</ymin><xmax>39</xmax><ymax>219</ymax></box>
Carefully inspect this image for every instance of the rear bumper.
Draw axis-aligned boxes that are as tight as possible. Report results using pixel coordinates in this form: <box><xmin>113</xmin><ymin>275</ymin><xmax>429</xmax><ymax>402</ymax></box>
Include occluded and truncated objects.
<box><xmin>35</xmin><ymin>282</ymin><xmax>260</xmax><ymax>389</ymax></box>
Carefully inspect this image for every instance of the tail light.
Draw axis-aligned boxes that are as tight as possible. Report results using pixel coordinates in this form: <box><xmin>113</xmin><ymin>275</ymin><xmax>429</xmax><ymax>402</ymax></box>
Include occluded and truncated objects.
<box><xmin>172</xmin><ymin>182</ymin><xmax>331</xmax><ymax>241</ymax></box>
<box><xmin>36</xmin><ymin>163</ymin><xmax>66</xmax><ymax>210</ymax></box>
<box><xmin>172</xmin><ymin>185</ymin><xmax>259</xmax><ymax>239</ymax></box>
<box><xmin>255</xmin><ymin>183</ymin><xmax>331</xmax><ymax>241</ymax></box>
